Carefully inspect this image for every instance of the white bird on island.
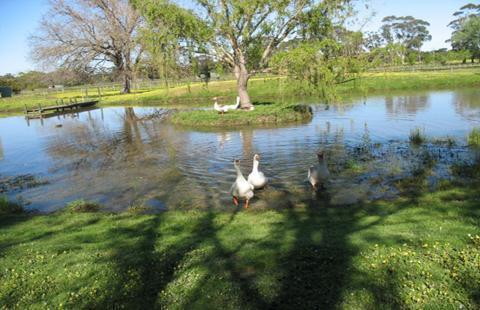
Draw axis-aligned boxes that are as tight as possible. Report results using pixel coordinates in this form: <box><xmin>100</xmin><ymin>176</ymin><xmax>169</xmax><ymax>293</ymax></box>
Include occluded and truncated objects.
<box><xmin>230</xmin><ymin>159</ymin><xmax>254</xmax><ymax>208</ymax></box>
<box><xmin>213</xmin><ymin>96</ymin><xmax>240</xmax><ymax>114</ymax></box>
<box><xmin>248</xmin><ymin>154</ymin><xmax>268</xmax><ymax>189</ymax></box>
<box><xmin>308</xmin><ymin>151</ymin><xmax>330</xmax><ymax>190</ymax></box>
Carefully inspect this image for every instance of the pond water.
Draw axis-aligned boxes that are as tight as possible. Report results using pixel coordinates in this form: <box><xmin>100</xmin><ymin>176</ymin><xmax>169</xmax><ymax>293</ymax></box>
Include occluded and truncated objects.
<box><xmin>0</xmin><ymin>88</ymin><xmax>479</xmax><ymax>212</ymax></box>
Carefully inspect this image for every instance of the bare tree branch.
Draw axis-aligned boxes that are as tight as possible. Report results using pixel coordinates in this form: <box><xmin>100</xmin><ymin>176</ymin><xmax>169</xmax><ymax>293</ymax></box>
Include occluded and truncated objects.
<box><xmin>30</xmin><ymin>0</ymin><xmax>143</xmax><ymax>93</ymax></box>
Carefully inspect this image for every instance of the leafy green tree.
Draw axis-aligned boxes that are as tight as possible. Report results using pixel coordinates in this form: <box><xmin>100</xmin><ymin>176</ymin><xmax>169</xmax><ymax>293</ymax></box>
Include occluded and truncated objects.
<box><xmin>16</xmin><ymin>71</ymin><xmax>48</xmax><ymax>91</ymax></box>
<box><xmin>0</xmin><ymin>74</ymin><xmax>21</xmax><ymax>94</ymax></box>
<box><xmin>368</xmin><ymin>43</ymin><xmax>405</xmax><ymax>66</ymax></box>
<box><xmin>380</xmin><ymin>16</ymin><xmax>432</xmax><ymax>63</ymax></box>
<box><xmin>180</xmin><ymin>0</ymin><xmax>355</xmax><ymax>109</ymax></box>
<box><xmin>451</xmin><ymin>16</ymin><xmax>480</xmax><ymax>63</ymax></box>
<box><xmin>406</xmin><ymin>51</ymin><xmax>419</xmax><ymax>65</ymax></box>
<box><xmin>448</xmin><ymin>4</ymin><xmax>480</xmax><ymax>63</ymax></box>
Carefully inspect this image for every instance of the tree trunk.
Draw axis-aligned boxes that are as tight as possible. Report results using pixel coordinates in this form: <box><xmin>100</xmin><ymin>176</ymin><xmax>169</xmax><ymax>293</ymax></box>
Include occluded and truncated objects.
<box><xmin>234</xmin><ymin>63</ymin><xmax>253</xmax><ymax>110</ymax></box>
<box><xmin>123</xmin><ymin>72</ymin><xmax>132</xmax><ymax>94</ymax></box>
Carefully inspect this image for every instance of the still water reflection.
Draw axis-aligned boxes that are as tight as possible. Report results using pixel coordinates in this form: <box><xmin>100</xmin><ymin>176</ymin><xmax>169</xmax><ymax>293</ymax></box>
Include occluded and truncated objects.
<box><xmin>0</xmin><ymin>88</ymin><xmax>479</xmax><ymax>212</ymax></box>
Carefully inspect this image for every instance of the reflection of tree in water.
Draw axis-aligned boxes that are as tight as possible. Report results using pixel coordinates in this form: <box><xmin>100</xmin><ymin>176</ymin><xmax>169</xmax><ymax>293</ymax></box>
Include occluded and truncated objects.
<box><xmin>240</xmin><ymin>129</ymin><xmax>253</xmax><ymax>159</ymax></box>
<box><xmin>123</xmin><ymin>107</ymin><xmax>146</xmax><ymax>159</ymax></box>
<box><xmin>385</xmin><ymin>94</ymin><xmax>429</xmax><ymax>116</ymax></box>
<box><xmin>44</xmin><ymin>107</ymin><xmax>188</xmax><ymax>209</ymax></box>
<box><xmin>452</xmin><ymin>89</ymin><xmax>480</xmax><ymax>120</ymax></box>
<box><xmin>217</xmin><ymin>132</ymin><xmax>232</xmax><ymax>150</ymax></box>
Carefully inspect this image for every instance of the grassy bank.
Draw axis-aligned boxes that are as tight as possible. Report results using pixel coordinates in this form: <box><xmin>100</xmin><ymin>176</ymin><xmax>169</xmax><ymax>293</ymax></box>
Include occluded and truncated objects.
<box><xmin>0</xmin><ymin>176</ymin><xmax>479</xmax><ymax>308</ymax></box>
<box><xmin>171</xmin><ymin>103</ymin><xmax>312</xmax><ymax>127</ymax></box>
<box><xmin>350</xmin><ymin>69</ymin><xmax>480</xmax><ymax>93</ymax></box>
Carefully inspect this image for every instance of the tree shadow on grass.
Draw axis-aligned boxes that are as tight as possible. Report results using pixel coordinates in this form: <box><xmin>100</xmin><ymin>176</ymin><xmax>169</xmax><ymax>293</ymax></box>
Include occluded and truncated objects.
<box><xmin>79</xmin><ymin>154</ymin><xmax>479</xmax><ymax>309</ymax></box>
<box><xmin>265</xmin><ymin>191</ymin><xmax>361</xmax><ymax>309</ymax></box>
<box><xmin>179</xmin><ymin>206</ymin><xmax>272</xmax><ymax>309</ymax></box>
<box><xmin>96</xmin><ymin>210</ymin><xmax>222</xmax><ymax>308</ymax></box>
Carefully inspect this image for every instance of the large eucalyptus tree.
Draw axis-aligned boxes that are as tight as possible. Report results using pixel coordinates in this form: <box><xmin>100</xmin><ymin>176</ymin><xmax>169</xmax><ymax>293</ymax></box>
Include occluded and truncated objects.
<box><xmin>380</xmin><ymin>16</ymin><xmax>431</xmax><ymax>56</ymax></box>
<box><xmin>448</xmin><ymin>3</ymin><xmax>480</xmax><ymax>62</ymax></box>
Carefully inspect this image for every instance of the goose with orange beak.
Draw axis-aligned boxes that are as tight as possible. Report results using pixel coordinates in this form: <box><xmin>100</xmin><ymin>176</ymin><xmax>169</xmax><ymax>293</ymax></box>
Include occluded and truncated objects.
<box><xmin>248</xmin><ymin>154</ymin><xmax>268</xmax><ymax>189</ymax></box>
<box><xmin>230</xmin><ymin>159</ymin><xmax>254</xmax><ymax>208</ymax></box>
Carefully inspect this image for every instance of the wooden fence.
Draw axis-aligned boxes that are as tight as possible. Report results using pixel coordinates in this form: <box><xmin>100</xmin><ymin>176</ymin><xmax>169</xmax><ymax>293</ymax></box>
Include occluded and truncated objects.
<box><xmin>368</xmin><ymin>63</ymin><xmax>480</xmax><ymax>73</ymax></box>
<box><xmin>13</xmin><ymin>63</ymin><xmax>480</xmax><ymax>100</ymax></box>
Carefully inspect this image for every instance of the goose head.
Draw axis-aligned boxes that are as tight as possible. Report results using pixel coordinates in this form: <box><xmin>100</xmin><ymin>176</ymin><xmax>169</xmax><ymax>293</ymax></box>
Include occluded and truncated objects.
<box><xmin>253</xmin><ymin>154</ymin><xmax>260</xmax><ymax>161</ymax></box>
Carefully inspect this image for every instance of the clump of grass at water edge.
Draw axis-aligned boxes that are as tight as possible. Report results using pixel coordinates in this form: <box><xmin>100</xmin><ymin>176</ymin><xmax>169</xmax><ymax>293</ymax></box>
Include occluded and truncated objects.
<box><xmin>409</xmin><ymin>127</ymin><xmax>427</xmax><ymax>145</ymax></box>
<box><xmin>0</xmin><ymin>196</ymin><xmax>24</xmax><ymax>214</ymax></box>
<box><xmin>468</xmin><ymin>128</ymin><xmax>480</xmax><ymax>147</ymax></box>
<box><xmin>65</xmin><ymin>199</ymin><xmax>102</xmax><ymax>213</ymax></box>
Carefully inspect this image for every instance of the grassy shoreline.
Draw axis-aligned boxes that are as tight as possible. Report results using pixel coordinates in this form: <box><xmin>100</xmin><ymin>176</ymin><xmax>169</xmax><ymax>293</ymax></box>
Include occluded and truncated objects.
<box><xmin>171</xmin><ymin>103</ymin><xmax>313</xmax><ymax>127</ymax></box>
<box><xmin>0</xmin><ymin>177</ymin><xmax>479</xmax><ymax>308</ymax></box>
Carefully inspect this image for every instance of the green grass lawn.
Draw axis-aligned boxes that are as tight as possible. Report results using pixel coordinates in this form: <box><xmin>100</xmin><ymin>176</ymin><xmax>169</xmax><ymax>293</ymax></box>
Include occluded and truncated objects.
<box><xmin>171</xmin><ymin>102</ymin><xmax>312</xmax><ymax>127</ymax></box>
<box><xmin>1</xmin><ymin>176</ymin><xmax>479</xmax><ymax>308</ymax></box>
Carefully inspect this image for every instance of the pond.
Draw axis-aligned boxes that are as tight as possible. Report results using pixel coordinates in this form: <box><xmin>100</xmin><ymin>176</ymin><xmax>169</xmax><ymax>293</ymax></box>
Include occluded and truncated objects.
<box><xmin>1</xmin><ymin>88</ymin><xmax>479</xmax><ymax>212</ymax></box>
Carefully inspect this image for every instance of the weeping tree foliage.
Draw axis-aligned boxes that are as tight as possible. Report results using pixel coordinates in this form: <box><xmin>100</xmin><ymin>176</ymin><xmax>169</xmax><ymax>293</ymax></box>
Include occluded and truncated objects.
<box><xmin>271</xmin><ymin>38</ymin><xmax>368</xmax><ymax>100</ymax></box>
<box><xmin>142</xmin><ymin>0</ymin><xmax>354</xmax><ymax>109</ymax></box>
<box><xmin>133</xmin><ymin>0</ymin><xmax>210</xmax><ymax>88</ymax></box>
<box><xmin>29</xmin><ymin>0</ymin><xmax>143</xmax><ymax>94</ymax></box>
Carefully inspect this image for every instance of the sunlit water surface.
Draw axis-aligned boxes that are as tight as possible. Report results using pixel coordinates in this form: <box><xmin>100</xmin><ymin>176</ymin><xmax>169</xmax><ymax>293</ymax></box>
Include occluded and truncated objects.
<box><xmin>1</xmin><ymin>88</ymin><xmax>479</xmax><ymax>212</ymax></box>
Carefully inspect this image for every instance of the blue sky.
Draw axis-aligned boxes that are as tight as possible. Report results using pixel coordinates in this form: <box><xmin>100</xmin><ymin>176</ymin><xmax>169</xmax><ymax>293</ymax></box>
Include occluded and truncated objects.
<box><xmin>0</xmin><ymin>0</ymin><xmax>475</xmax><ymax>75</ymax></box>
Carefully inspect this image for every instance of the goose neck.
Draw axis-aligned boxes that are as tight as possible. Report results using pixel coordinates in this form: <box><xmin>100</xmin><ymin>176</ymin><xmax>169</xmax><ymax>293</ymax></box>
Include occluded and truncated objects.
<box><xmin>234</xmin><ymin>164</ymin><xmax>242</xmax><ymax>177</ymax></box>
<box><xmin>252</xmin><ymin>160</ymin><xmax>259</xmax><ymax>172</ymax></box>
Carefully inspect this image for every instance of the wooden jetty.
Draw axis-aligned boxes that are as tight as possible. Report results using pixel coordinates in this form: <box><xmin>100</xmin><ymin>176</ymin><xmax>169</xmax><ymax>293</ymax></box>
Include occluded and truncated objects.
<box><xmin>24</xmin><ymin>98</ymin><xmax>99</xmax><ymax>118</ymax></box>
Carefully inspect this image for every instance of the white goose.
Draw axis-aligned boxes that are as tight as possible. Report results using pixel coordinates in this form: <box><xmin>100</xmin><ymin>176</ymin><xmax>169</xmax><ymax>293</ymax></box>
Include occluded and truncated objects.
<box><xmin>214</xmin><ymin>96</ymin><xmax>240</xmax><ymax>114</ymax></box>
<box><xmin>230</xmin><ymin>159</ymin><xmax>254</xmax><ymax>208</ymax></box>
<box><xmin>248</xmin><ymin>154</ymin><xmax>268</xmax><ymax>189</ymax></box>
<box><xmin>308</xmin><ymin>151</ymin><xmax>330</xmax><ymax>190</ymax></box>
